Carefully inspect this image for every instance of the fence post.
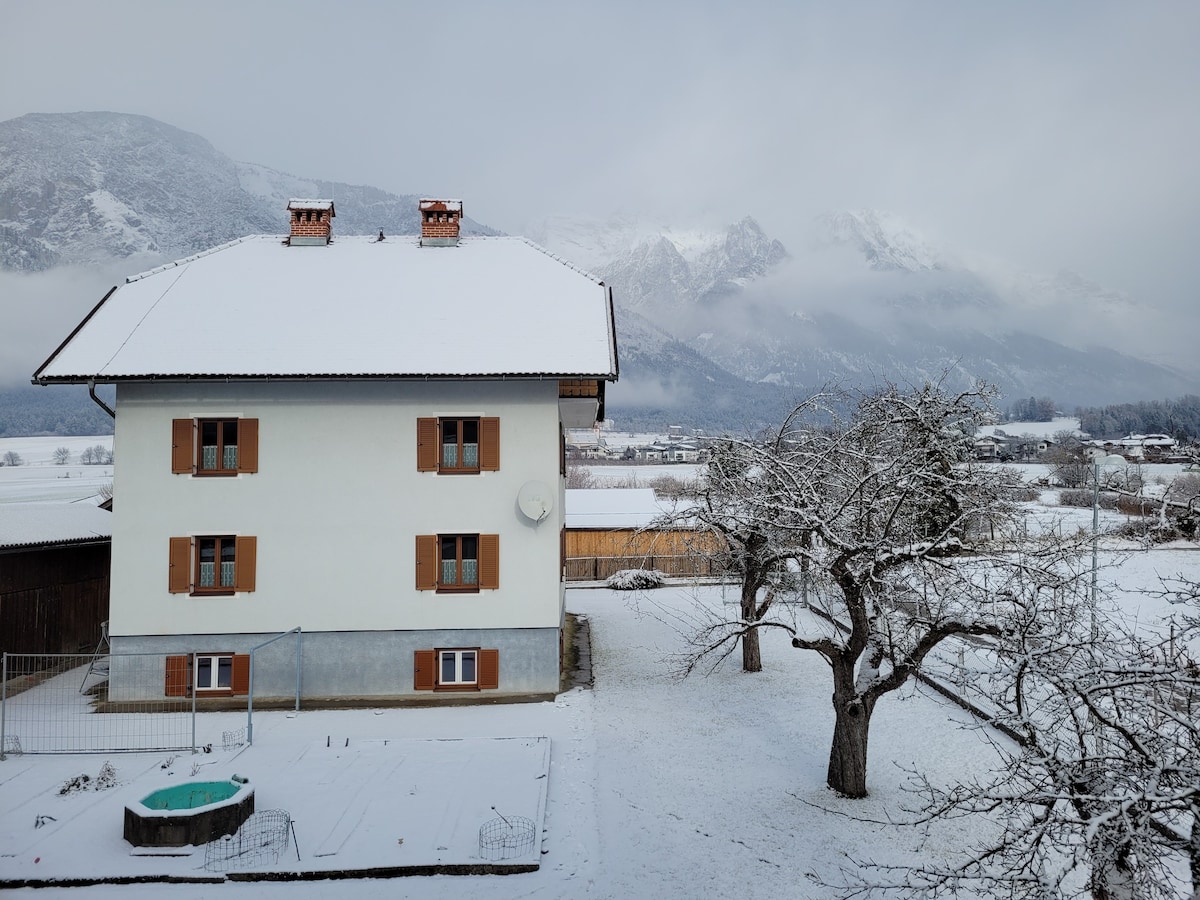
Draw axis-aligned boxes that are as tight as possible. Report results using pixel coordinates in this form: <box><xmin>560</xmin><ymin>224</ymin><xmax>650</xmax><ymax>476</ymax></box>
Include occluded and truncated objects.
<box><xmin>1</xmin><ymin>653</ymin><xmax>8</xmax><ymax>761</ymax></box>
<box><xmin>191</xmin><ymin>652</ymin><xmax>198</xmax><ymax>754</ymax></box>
<box><xmin>247</xmin><ymin>648</ymin><xmax>255</xmax><ymax>746</ymax></box>
<box><xmin>295</xmin><ymin>630</ymin><xmax>302</xmax><ymax>712</ymax></box>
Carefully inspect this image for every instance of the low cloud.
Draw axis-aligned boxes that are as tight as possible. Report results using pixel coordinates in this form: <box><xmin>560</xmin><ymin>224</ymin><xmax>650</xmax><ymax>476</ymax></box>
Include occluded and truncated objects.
<box><xmin>0</xmin><ymin>265</ymin><xmax>132</xmax><ymax>386</ymax></box>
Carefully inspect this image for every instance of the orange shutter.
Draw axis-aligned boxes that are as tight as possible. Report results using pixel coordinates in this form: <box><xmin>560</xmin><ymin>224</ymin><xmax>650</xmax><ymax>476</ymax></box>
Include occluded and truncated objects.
<box><xmin>230</xmin><ymin>654</ymin><xmax>250</xmax><ymax>695</ymax></box>
<box><xmin>165</xmin><ymin>655</ymin><xmax>191</xmax><ymax>696</ymax></box>
<box><xmin>415</xmin><ymin>535</ymin><xmax>438</xmax><ymax>590</ymax></box>
<box><xmin>237</xmin><ymin>418</ymin><xmax>259</xmax><ymax>473</ymax></box>
<box><xmin>171</xmin><ymin>419</ymin><xmax>193</xmax><ymax>474</ymax></box>
<box><xmin>478</xmin><ymin>649</ymin><xmax>499</xmax><ymax>689</ymax></box>
<box><xmin>479</xmin><ymin>534</ymin><xmax>500</xmax><ymax>589</ymax></box>
<box><xmin>169</xmin><ymin>537</ymin><xmax>191</xmax><ymax>593</ymax></box>
<box><xmin>480</xmin><ymin>417</ymin><xmax>500</xmax><ymax>471</ymax></box>
<box><xmin>416</xmin><ymin>418</ymin><xmax>438</xmax><ymax>471</ymax></box>
<box><xmin>235</xmin><ymin>536</ymin><xmax>257</xmax><ymax>592</ymax></box>
<box><xmin>413</xmin><ymin>649</ymin><xmax>436</xmax><ymax>690</ymax></box>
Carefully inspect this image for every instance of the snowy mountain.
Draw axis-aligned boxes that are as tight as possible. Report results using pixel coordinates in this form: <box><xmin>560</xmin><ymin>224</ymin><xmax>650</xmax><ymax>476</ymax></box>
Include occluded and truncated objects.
<box><xmin>1</xmin><ymin>112</ymin><xmax>1193</xmax><ymax>432</ymax></box>
<box><xmin>0</xmin><ymin>112</ymin><xmax>494</xmax><ymax>272</ymax></box>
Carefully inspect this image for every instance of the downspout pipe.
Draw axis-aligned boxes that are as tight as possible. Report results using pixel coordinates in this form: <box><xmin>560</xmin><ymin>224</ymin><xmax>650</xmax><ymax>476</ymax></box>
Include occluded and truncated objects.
<box><xmin>88</xmin><ymin>379</ymin><xmax>115</xmax><ymax>419</ymax></box>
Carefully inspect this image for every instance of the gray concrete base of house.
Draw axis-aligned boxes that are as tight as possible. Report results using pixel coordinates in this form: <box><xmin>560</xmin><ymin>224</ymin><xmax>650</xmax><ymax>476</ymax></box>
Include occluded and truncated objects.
<box><xmin>108</xmin><ymin>628</ymin><xmax>561</xmax><ymax>702</ymax></box>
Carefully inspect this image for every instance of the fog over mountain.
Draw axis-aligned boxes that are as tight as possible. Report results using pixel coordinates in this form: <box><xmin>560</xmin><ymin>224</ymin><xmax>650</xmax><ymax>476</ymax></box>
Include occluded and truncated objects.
<box><xmin>0</xmin><ymin>112</ymin><xmax>1194</xmax><ymax>433</ymax></box>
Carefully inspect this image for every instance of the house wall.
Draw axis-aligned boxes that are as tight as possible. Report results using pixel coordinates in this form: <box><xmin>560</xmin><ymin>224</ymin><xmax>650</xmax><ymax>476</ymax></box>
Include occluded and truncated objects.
<box><xmin>108</xmin><ymin>380</ymin><xmax>565</xmax><ymax>694</ymax></box>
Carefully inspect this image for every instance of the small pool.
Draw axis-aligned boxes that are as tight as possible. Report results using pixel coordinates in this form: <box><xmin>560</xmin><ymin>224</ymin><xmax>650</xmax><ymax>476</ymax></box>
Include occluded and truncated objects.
<box><xmin>141</xmin><ymin>781</ymin><xmax>240</xmax><ymax>811</ymax></box>
<box><xmin>124</xmin><ymin>778</ymin><xmax>254</xmax><ymax>847</ymax></box>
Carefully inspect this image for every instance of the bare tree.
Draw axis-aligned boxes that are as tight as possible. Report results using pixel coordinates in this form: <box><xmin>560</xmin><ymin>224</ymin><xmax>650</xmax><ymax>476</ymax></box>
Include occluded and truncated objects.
<box><xmin>666</xmin><ymin>382</ymin><xmax>1089</xmax><ymax>798</ymax></box>
<box><xmin>842</xmin><ymin>584</ymin><xmax>1200</xmax><ymax>899</ymax></box>
<box><xmin>1</xmin><ymin>450</ymin><xmax>23</xmax><ymax>466</ymax></box>
<box><xmin>53</xmin><ymin>446</ymin><xmax>71</xmax><ymax>465</ymax></box>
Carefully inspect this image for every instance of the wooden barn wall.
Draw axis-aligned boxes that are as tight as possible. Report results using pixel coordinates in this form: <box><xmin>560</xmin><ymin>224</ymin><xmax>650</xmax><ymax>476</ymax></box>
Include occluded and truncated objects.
<box><xmin>565</xmin><ymin>529</ymin><xmax>725</xmax><ymax>581</ymax></box>
<box><xmin>0</xmin><ymin>543</ymin><xmax>111</xmax><ymax>657</ymax></box>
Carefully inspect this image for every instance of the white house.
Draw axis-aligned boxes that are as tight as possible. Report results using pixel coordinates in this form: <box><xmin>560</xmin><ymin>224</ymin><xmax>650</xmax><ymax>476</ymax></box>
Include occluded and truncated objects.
<box><xmin>33</xmin><ymin>199</ymin><xmax>618</xmax><ymax>702</ymax></box>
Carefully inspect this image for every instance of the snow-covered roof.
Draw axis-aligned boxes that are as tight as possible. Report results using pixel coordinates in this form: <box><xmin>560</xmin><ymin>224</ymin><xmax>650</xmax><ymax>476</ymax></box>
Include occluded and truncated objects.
<box><xmin>566</xmin><ymin>488</ymin><xmax>672</xmax><ymax>530</ymax></box>
<box><xmin>0</xmin><ymin>503</ymin><xmax>112</xmax><ymax>550</ymax></box>
<box><xmin>287</xmin><ymin>199</ymin><xmax>334</xmax><ymax>211</ymax></box>
<box><xmin>34</xmin><ymin>235</ymin><xmax>618</xmax><ymax>382</ymax></box>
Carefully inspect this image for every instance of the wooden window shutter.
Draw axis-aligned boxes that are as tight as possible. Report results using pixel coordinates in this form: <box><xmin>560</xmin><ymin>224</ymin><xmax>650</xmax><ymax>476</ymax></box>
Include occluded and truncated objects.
<box><xmin>165</xmin><ymin>655</ymin><xmax>191</xmax><ymax>696</ymax></box>
<box><xmin>235</xmin><ymin>536</ymin><xmax>257</xmax><ymax>592</ymax></box>
<box><xmin>171</xmin><ymin>419</ymin><xmax>193</xmax><ymax>474</ymax></box>
<box><xmin>478</xmin><ymin>649</ymin><xmax>499</xmax><ymax>689</ymax></box>
<box><xmin>230</xmin><ymin>654</ymin><xmax>250</xmax><ymax>695</ymax></box>
<box><xmin>237</xmin><ymin>418</ymin><xmax>259</xmax><ymax>473</ymax></box>
<box><xmin>169</xmin><ymin>537</ymin><xmax>192</xmax><ymax>593</ymax></box>
<box><xmin>416</xmin><ymin>418</ymin><xmax>438</xmax><ymax>471</ymax></box>
<box><xmin>413</xmin><ymin>649</ymin><xmax>436</xmax><ymax>690</ymax></box>
<box><xmin>480</xmin><ymin>417</ymin><xmax>500</xmax><ymax>471</ymax></box>
<box><xmin>415</xmin><ymin>535</ymin><xmax>438</xmax><ymax>590</ymax></box>
<box><xmin>479</xmin><ymin>534</ymin><xmax>500</xmax><ymax>589</ymax></box>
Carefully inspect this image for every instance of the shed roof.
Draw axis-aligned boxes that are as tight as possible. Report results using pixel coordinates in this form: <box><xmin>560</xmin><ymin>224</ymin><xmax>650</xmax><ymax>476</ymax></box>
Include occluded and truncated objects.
<box><xmin>34</xmin><ymin>235</ymin><xmax>618</xmax><ymax>383</ymax></box>
<box><xmin>0</xmin><ymin>503</ymin><xmax>112</xmax><ymax>550</ymax></box>
<box><xmin>565</xmin><ymin>488</ymin><xmax>675</xmax><ymax>530</ymax></box>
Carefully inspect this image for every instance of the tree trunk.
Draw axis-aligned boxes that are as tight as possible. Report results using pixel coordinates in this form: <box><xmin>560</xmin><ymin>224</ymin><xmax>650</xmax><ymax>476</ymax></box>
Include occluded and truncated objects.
<box><xmin>740</xmin><ymin>579</ymin><xmax>763</xmax><ymax>672</ymax></box>
<box><xmin>741</xmin><ymin>624</ymin><xmax>762</xmax><ymax>672</ymax></box>
<box><xmin>827</xmin><ymin>659</ymin><xmax>873</xmax><ymax>797</ymax></box>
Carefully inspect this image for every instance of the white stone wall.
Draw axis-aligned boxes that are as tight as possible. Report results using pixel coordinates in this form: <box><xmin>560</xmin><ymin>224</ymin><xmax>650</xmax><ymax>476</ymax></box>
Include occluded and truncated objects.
<box><xmin>109</xmin><ymin>379</ymin><xmax>564</xmax><ymax>639</ymax></box>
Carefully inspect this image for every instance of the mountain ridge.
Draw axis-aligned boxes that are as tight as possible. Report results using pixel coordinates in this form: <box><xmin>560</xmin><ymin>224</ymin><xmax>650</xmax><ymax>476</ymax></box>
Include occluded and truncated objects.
<box><xmin>1</xmin><ymin>111</ymin><xmax>1194</xmax><ymax>433</ymax></box>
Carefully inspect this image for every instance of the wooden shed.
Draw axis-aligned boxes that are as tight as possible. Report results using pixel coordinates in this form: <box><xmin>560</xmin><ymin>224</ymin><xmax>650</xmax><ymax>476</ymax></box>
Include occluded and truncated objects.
<box><xmin>0</xmin><ymin>504</ymin><xmax>111</xmax><ymax>658</ymax></box>
<box><xmin>564</xmin><ymin>488</ymin><xmax>724</xmax><ymax>581</ymax></box>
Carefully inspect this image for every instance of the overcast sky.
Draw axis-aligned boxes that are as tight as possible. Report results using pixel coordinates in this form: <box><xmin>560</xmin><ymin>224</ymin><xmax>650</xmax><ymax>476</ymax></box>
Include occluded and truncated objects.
<box><xmin>3</xmin><ymin>1</ymin><xmax>1198</xmax><ymax>374</ymax></box>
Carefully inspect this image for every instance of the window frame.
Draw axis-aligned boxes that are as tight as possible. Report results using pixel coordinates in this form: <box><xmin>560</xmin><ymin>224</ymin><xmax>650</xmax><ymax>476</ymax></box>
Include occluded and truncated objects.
<box><xmin>437</xmin><ymin>533</ymin><xmax>480</xmax><ymax>593</ymax></box>
<box><xmin>194</xmin><ymin>654</ymin><xmax>235</xmax><ymax>692</ymax></box>
<box><xmin>194</xmin><ymin>535</ymin><xmax>239</xmax><ymax>595</ymax></box>
<box><xmin>438</xmin><ymin>649</ymin><xmax>479</xmax><ymax>688</ymax></box>
<box><xmin>413</xmin><ymin>648</ymin><xmax>500</xmax><ymax>691</ymax></box>
<box><xmin>197</xmin><ymin>418</ymin><xmax>240</xmax><ymax>476</ymax></box>
<box><xmin>439</xmin><ymin>417</ymin><xmax>481</xmax><ymax>474</ymax></box>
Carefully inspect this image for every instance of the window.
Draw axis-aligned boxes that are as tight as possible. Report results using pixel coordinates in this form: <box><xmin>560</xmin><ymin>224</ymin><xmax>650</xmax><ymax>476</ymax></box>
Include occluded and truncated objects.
<box><xmin>172</xmin><ymin>418</ymin><xmax>258</xmax><ymax>475</ymax></box>
<box><xmin>169</xmin><ymin>535</ymin><xmax>257</xmax><ymax>595</ymax></box>
<box><xmin>415</xmin><ymin>534</ymin><xmax>499</xmax><ymax>591</ymax></box>
<box><xmin>416</xmin><ymin>417</ymin><xmax>499</xmax><ymax>473</ymax></box>
<box><xmin>195</xmin><ymin>654</ymin><xmax>233</xmax><ymax>691</ymax></box>
<box><xmin>165</xmin><ymin>653</ymin><xmax>249</xmax><ymax>697</ymax></box>
<box><xmin>440</xmin><ymin>649</ymin><xmax>477</xmax><ymax>685</ymax></box>
<box><xmin>413</xmin><ymin>648</ymin><xmax>499</xmax><ymax>691</ymax></box>
<box><xmin>440</xmin><ymin>534</ymin><xmax>477</xmax><ymax>588</ymax></box>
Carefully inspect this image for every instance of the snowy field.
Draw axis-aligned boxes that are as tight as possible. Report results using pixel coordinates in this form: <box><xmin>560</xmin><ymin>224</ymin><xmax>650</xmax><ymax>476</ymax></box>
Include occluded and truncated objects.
<box><xmin>0</xmin><ymin>435</ymin><xmax>113</xmax><ymax>505</ymax></box>
<box><xmin>1</xmin><ymin>445</ymin><xmax>1197</xmax><ymax>896</ymax></box>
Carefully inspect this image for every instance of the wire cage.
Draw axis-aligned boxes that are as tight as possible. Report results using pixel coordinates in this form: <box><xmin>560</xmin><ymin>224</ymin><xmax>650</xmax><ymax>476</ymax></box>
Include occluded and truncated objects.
<box><xmin>203</xmin><ymin>808</ymin><xmax>293</xmax><ymax>872</ymax></box>
<box><xmin>222</xmin><ymin>727</ymin><xmax>247</xmax><ymax>752</ymax></box>
<box><xmin>478</xmin><ymin>810</ymin><xmax>537</xmax><ymax>861</ymax></box>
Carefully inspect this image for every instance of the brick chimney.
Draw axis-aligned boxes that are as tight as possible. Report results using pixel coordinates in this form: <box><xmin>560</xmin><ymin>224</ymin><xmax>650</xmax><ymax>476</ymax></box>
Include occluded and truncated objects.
<box><xmin>419</xmin><ymin>199</ymin><xmax>462</xmax><ymax>247</ymax></box>
<box><xmin>287</xmin><ymin>199</ymin><xmax>335</xmax><ymax>245</ymax></box>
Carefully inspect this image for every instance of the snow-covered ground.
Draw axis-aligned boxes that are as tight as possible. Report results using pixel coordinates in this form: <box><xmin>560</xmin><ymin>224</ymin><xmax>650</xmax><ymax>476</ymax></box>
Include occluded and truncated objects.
<box><xmin>0</xmin><ymin>435</ymin><xmax>113</xmax><ymax>505</ymax></box>
<box><xmin>1</xmin><ymin>448</ymin><xmax>1196</xmax><ymax>897</ymax></box>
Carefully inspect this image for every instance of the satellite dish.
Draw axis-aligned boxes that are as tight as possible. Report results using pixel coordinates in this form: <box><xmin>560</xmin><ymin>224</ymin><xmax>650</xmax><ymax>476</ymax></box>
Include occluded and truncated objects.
<box><xmin>517</xmin><ymin>480</ymin><xmax>554</xmax><ymax>522</ymax></box>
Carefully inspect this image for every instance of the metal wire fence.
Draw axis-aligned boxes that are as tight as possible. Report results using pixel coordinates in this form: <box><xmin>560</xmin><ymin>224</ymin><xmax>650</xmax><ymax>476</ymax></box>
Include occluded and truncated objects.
<box><xmin>1</xmin><ymin>652</ymin><xmax>197</xmax><ymax>755</ymax></box>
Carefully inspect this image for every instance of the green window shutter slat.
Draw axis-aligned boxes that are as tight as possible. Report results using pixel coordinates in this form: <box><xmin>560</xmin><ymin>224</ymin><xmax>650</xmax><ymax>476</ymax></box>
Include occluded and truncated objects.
<box><xmin>169</xmin><ymin>537</ymin><xmax>191</xmax><ymax>593</ymax></box>
<box><xmin>415</xmin><ymin>535</ymin><xmax>437</xmax><ymax>590</ymax></box>
<box><xmin>237</xmin><ymin>418</ymin><xmax>259</xmax><ymax>473</ymax></box>
<box><xmin>478</xmin><ymin>649</ymin><xmax>499</xmax><ymax>689</ymax></box>
<box><xmin>479</xmin><ymin>534</ymin><xmax>499</xmax><ymax>589</ymax></box>
<box><xmin>480</xmin><ymin>417</ymin><xmax>500</xmax><ymax>471</ymax></box>
<box><xmin>235</xmin><ymin>536</ymin><xmax>257</xmax><ymax>592</ymax></box>
<box><xmin>413</xmin><ymin>649</ymin><xmax>436</xmax><ymax>690</ymax></box>
<box><xmin>417</xmin><ymin>418</ymin><xmax>438</xmax><ymax>471</ymax></box>
<box><xmin>172</xmin><ymin>419</ymin><xmax>193</xmax><ymax>474</ymax></box>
